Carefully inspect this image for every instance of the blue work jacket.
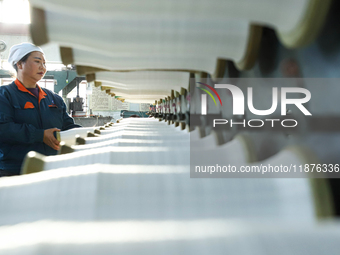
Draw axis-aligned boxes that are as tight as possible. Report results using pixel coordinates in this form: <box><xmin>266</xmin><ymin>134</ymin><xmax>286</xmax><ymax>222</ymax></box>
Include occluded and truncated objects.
<box><xmin>0</xmin><ymin>79</ymin><xmax>81</xmax><ymax>175</ymax></box>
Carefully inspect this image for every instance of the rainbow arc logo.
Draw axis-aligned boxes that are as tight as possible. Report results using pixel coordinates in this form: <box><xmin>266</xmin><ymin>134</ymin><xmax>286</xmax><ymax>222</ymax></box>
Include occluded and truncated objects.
<box><xmin>196</xmin><ymin>82</ymin><xmax>222</xmax><ymax>115</ymax></box>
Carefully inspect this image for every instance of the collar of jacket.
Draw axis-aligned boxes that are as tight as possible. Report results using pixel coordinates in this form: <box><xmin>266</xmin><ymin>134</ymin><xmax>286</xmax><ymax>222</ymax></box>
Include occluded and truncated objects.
<box><xmin>14</xmin><ymin>79</ymin><xmax>47</xmax><ymax>104</ymax></box>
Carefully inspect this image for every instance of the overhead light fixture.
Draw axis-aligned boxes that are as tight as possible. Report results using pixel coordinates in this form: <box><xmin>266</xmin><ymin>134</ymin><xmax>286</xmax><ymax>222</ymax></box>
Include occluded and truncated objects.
<box><xmin>0</xmin><ymin>0</ymin><xmax>30</xmax><ymax>24</ymax></box>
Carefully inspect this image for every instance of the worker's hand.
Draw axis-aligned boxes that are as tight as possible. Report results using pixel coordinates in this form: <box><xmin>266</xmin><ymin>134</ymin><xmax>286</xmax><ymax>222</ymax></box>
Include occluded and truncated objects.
<box><xmin>43</xmin><ymin>128</ymin><xmax>60</xmax><ymax>150</ymax></box>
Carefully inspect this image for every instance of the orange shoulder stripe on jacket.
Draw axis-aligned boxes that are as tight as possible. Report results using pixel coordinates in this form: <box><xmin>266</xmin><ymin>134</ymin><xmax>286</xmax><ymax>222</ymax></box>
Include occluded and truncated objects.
<box><xmin>14</xmin><ymin>79</ymin><xmax>47</xmax><ymax>104</ymax></box>
<box><xmin>14</xmin><ymin>79</ymin><xmax>35</xmax><ymax>97</ymax></box>
<box><xmin>37</xmin><ymin>85</ymin><xmax>47</xmax><ymax>104</ymax></box>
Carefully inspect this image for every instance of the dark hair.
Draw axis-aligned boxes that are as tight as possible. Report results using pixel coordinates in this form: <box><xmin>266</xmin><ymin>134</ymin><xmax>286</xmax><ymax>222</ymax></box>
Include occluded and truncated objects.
<box><xmin>13</xmin><ymin>52</ymin><xmax>31</xmax><ymax>72</ymax></box>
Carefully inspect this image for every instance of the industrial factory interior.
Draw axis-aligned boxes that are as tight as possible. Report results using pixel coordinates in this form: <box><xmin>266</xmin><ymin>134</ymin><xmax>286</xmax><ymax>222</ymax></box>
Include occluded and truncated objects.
<box><xmin>1</xmin><ymin>0</ymin><xmax>340</xmax><ymax>254</ymax></box>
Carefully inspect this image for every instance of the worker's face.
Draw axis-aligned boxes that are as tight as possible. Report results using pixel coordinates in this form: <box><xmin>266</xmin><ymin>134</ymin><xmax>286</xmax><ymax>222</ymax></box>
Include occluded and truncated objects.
<box><xmin>18</xmin><ymin>51</ymin><xmax>46</xmax><ymax>83</ymax></box>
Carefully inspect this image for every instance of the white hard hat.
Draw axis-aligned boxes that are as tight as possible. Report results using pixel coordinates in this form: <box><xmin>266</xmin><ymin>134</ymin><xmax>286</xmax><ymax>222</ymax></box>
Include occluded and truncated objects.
<box><xmin>8</xmin><ymin>42</ymin><xmax>44</xmax><ymax>67</ymax></box>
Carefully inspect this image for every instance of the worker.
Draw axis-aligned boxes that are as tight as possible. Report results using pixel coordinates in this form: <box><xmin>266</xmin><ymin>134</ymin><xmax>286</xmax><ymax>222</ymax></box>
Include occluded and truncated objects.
<box><xmin>0</xmin><ymin>42</ymin><xmax>81</xmax><ymax>177</ymax></box>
